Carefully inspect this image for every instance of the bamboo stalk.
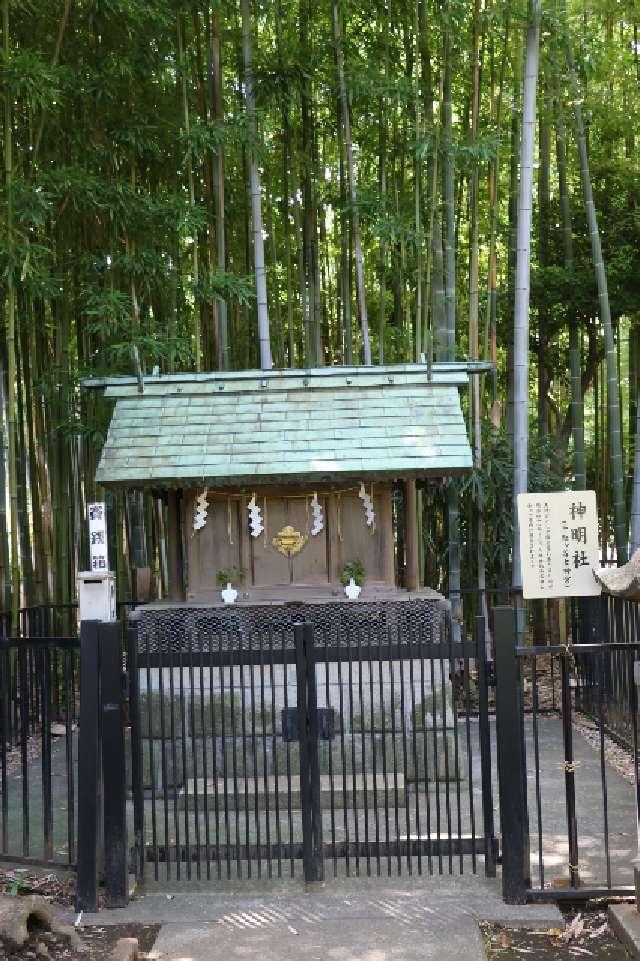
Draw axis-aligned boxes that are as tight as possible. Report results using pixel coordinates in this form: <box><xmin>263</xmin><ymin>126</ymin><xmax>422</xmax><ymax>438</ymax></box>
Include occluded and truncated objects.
<box><xmin>562</xmin><ymin>2</ymin><xmax>627</xmax><ymax>562</ymax></box>
<box><xmin>3</xmin><ymin>0</ymin><xmax>21</xmax><ymax>626</ymax></box>
<box><xmin>512</xmin><ymin>0</ymin><xmax>542</xmax><ymax>593</ymax></box>
<box><xmin>333</xmin><ymin>0</ymin><xmax>371</xmax><ymax>366</ymax></box>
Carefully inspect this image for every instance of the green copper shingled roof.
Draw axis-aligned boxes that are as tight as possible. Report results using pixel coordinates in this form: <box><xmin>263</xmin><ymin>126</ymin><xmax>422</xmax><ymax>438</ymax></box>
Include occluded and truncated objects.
<box><xmin>92</xmin><ymin>364</ymin><xmax>474</xmax><ymax>488</ymax></box>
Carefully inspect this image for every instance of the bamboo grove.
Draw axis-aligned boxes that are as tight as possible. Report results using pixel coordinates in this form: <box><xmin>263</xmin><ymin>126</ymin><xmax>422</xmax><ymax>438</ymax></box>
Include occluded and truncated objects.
<box><xmin>1</xmin><ymin>0</ymin><xmax>640</xmax><ymax>617</ymax></box>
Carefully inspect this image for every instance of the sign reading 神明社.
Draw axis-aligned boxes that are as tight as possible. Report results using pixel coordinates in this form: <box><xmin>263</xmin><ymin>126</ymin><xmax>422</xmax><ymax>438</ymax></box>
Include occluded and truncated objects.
<box><xmin>516</xmin><ymin>491</ymin><xmax>601</xmax><ymax>600</ymax></box>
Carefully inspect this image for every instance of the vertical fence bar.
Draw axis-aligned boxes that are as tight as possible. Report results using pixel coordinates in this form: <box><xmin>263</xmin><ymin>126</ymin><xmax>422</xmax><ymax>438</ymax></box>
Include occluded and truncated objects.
<box><xmin>64</xmin><ymin>648</ymin><xmax>76</xmax><ymax>866</ymax></box>
<box><xmin>560</xmin><ymin>651</ymin><xmax>580</xmax><ymax>888</ymax></box>
<box><xmin>304</xmin><ymin>622</ymin><xmax>324</xmax><ymax>882</ymax></box>
<box><xmin>76</xmin><ymin>620</ymin><xmax>102</xmax><ymax>912</ymax></box>
<box><xmin>0</xmin><ymin>644</ymin><xmax>7</xmax><ymax>854</ymax></box>
<box><xmin>40</xmin><ymin>646</ymin><xmax>53</xmax><ymax>862</ymax></box>
<box><xmin>19</xmin><ymin>645</ymin><xmax>29</xmax><ymax>856</ymax></box>
<box><xmin>475</xmin><ymin>616</ymin><xmax>496</xmax><ymax>877</ymax></box>
<box><xmin>494</xmin><ymin>606</ymin><xmax>529</xmax><ymax>903</ymax></box>
<box><xmin>295</xmin><ymin>623</ymin><xmax>312</xmax><ymax>880</ymax></box>
<box><xmin>157</xmin><ymin>635</ymin><xmax>170</xmax><ymax>880</ymax></box>
<box><xmin>100</xmin><ymin>621</ymin><xmax>128</xmax><ymax>907</ymax></box>
<box><xmin>127</xmin><ymin>612</ymin><xmax>144</xmax><ymax>885</ymax></box>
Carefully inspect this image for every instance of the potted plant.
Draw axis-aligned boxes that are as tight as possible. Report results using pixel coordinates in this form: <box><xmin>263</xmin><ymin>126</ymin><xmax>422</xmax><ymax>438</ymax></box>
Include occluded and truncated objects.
<box><xmin>216</xmin><ymin>567</ymin><xmax>247</xmax><ymax>604</ymax></box>
<box><xmin>340</xmin><ymin>560</ymin><xmax>365</xmax><ymax>599</ymax></box>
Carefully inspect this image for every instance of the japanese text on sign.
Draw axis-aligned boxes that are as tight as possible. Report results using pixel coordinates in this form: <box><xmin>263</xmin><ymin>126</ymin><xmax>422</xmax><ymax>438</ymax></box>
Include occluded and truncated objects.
<box><xmin>517</xmin><ymin>491</ymin><xmax>601</xmax><ymax>599</ymax></box>
<box><xmin>87</xmin><ymin>501</ymin><xmax>109</xmax><ymax>572</ymax></box>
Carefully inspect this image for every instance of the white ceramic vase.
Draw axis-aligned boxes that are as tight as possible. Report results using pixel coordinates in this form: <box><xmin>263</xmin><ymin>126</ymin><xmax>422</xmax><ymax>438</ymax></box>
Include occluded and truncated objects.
<box><xmin>344</xmin><ymin>577</ymin><xmax>361</xmax><ymax>600</ymax></box>
<box><xmin>221</xmin><ymin>582</ymin><xmax>238</xmax><ymax>604</ymax></box>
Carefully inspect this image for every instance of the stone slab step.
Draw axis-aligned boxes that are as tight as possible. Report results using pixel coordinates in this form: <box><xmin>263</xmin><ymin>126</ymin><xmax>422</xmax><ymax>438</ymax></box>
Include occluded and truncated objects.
<box><xmin>178</xmin><ymin>773</ymin><xmax>406</xmax><ymax>810</ymax></box>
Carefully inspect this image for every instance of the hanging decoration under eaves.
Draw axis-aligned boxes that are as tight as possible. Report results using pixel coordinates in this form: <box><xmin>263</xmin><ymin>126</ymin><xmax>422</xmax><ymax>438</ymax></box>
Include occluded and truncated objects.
<box><xmin>248</xmin><ymin>494</ymin><xmax>264</xmax><ymax>537</ymax></box>
<box><xmin>193</xmin><ymin>489</ymin><xmax>209</xmax><ymax>532</ymax></box>
<box><xmin>310</xmin><ymin>492</ymin><xmax>324</xmax><ymax>536</ymax></box>
<box><xmin>358</xmin><ymin>482</ymin><xmax>376</xmax><ymax>530</ymax></box>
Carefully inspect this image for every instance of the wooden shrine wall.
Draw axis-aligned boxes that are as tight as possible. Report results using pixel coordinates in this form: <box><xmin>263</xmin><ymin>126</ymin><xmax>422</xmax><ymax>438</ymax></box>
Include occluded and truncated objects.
<box><xmin>183</xmin><ymin>484</ymin><xmax>395</xmax><ymax>601</ymax></box>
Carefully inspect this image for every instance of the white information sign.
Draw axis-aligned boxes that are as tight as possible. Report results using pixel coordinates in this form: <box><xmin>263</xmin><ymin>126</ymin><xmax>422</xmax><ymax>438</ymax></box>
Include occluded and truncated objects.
<box><xmin>87</xmin><ymin>501</ymin><xmax>109</xmax><ymax>572</ymax></box>
<box><xmin>517</xmin><ymin>491</ymin><xmax>601</xmax><ymax>600</ymax></box>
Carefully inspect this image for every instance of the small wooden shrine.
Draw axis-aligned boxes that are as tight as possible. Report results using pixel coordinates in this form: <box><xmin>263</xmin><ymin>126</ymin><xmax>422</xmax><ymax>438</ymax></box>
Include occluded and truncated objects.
<box><xmin>88</xmin><ymin>363</ymin><xmax>476</xmax><ymax>604</ymax></box>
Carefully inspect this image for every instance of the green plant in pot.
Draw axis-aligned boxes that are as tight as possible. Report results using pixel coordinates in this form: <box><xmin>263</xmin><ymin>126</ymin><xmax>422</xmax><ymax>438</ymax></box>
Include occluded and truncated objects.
<box><xmin>340</xmin><ymin>560</ymin><xmax>365</xmax><ymax>598</ymax></box>
<box><xmin>216</xmin><ymin>567</ymin><xmax>246</xmax><ymax>603</ymax></box>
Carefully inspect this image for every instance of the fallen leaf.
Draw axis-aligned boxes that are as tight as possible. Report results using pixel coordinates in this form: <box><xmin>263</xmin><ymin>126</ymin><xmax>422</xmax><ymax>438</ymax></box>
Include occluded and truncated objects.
<box><xmin>498</xmin><ymin>932</ymin><xmax>511</xmax><ymax>948</ymax></box>
<box><xmin>564</xmin><ymin>914</ymin><xmax>584</xmax><ymax>942</ymax></box>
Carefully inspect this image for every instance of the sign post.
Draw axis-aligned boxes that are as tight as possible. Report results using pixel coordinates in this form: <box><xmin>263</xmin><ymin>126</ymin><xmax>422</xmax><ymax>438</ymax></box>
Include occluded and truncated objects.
<box><xmin>516</xmin><ymin>490</ymin><xmax>602</xmax><ymax>892</ymax></box>
<box><xmin>77</xmin><ymin>502</ymin><xmax>116</xmax><ymax>623</ymax></box>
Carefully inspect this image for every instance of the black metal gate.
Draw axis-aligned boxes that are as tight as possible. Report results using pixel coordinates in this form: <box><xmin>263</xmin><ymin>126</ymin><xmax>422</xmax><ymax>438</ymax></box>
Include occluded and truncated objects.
<box><xmin>127</xmin><ymin>607</ymin><xmax>497</xmax><ymax>884</ymax></box>
<box><xmin>495</xmin><ymin>600</ymin><xmax>640</xmax><ymax>904</ymax></box>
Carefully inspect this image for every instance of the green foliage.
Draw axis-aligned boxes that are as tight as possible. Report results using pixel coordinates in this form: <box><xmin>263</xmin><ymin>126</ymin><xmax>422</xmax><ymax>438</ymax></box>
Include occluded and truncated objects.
<box><xmin>460</xmin><ymin>424</ymin><xmax>567</xmax><ymax>584</ymax></box>
<box><xmin>7</xmin><ymin>871</ymin><xmax>29</xmax><ymax>897</ymax></box>
<box><xmin>1</xmin><ymin>0</ymin><xmax>639</xmax><ymax>610</ymax></box>
<box><xmin>340</xmin><ymin>560</ymin><xmax>366</xmax><ymax>587</ymax></box>
<box><xmin>195</xmin><ymin>269</ymin><xmax>256</xmax><ymax>307</ymax></box>
<box><xmin>0</xmin><ymin>50</ymin><xmax>68</xmax><ymax>109</ymax></box>
<box><xmin>216</xmin><ymin>567</ymin><xmax>247</xmax><ymax>588</ymax></box>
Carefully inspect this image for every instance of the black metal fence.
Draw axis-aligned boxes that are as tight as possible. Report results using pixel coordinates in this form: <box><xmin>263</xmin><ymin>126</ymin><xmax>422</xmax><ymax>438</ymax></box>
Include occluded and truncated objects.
<box><xmin>0</xmin><ymin>601</ymin><xmax>135</xmax><ymax>874</ymax></box>
<box><xmin>495</xmin><ymin>600</ymin><xmax>640</xmax><ymax>904</ymax></box>
<box><xmin>5</xmin><ymin>593</ymin><xmax>640</xmax><ymax>909</ymax></box>
<box><xmin>127</xmin><ymin>607</ymin><xmax>497</xmax><ymax>884</ymax></box>
<box><xmin>573</xmin><ymin>594</ymin><xmax>640</xmax><ymax>750</ymax></box>
<box><xmin>0</xmin><ymin>630</ymin><xmax>79</xmax><ymax>867</ymax></box>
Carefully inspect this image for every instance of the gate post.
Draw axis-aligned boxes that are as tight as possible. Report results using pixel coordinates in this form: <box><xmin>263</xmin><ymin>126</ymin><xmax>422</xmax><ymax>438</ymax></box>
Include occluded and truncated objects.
<box><xmin>494</xmin><ymin>606</ymin><xmax>530</xmax><ymax>903</ymax></box>
<box><xmin>99</xmin><ymin>621</ymin><xmax>128</xmax><ymax>907</ymax></box>
<box><xmin>76</xmin><ymin>620</ymin><xmax>102</xmax><ymax>912</ymax></box>
<box><xmin>76</xmin><ymin>619</ymin><xmax>129</xmax><ymax>911</ymax></box>
<box><xmin>295</xmin><ymin>622</ymin><xmax>324</xmax><ymax>883</ymax></box>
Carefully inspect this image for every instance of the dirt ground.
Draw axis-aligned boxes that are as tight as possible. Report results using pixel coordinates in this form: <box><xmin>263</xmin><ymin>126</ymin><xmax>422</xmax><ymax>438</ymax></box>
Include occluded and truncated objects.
<box><xmin>482</xmin><ymin>908</ymin><xmax>632</xmax><ymax>960</ymax></box>
<box><xmin>0</xmin><ymin>923</ymin><xmax>159</xmax><ymax>961</ymax></box>
<box><xmin>0</xmin><ymin>871</ymin><xmax>158</xmax><ymax>961</ymax></box>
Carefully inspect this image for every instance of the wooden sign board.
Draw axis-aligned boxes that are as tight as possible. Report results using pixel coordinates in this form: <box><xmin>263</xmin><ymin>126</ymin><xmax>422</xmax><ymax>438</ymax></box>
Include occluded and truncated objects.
<box><xmin>517</xmin><ymin>491</ymin><xmax>602</xmax><ymax>600</ymax></box>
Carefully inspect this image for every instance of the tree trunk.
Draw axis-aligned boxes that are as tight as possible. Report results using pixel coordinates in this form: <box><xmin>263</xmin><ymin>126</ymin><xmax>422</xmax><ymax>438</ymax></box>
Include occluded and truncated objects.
<box><xmin>3</xmin><ymin>0</ymin><xmax>20</xmax><ymax>625</ymax></box>
<box><xmin>512</xmin><ymin>0</ymin><xmax>541</xmax><ymax>593</ymax></box>
<box><xmin>208</xmin><ymin>3</ymin><xmax>229</xmax><ymax>369</ymax></box>
<box><xmin>177</xmin><ymin>16</ymin><xmax>201</xmax><ymax>371</ymax></box>
<box><xmin>554</xmin><ymin>71</ymin><xmax>586</xmax><ymax>489</ymax></box>
<box><xmin>631</xmin><ymin>375</ymin><xmax>640</xmax><ymax>554</ymax></box>
<box><xmin>241</xmin><ymin>0</ymin><xmax>272</xmax><ymax>369</ymax></box>
<box><xmin>563</xmin><ymin>5</ymin><xmax>627</xmax><ymax>562</ymax></box>
<box><xmin>441</xmin><ymin>11</ymin><xmax>461</xmax><ymax>625</ymax></box>
<box><xmin>442</xmin><ymin>24</ymin><xmax>456</xmax><ymax>358</ymax></box>
<box><xmin>333</xmin><ymin>1</ymin><xmax>371</xmax><ymax>365</ymax></box>
<box><xmin>378</xmin><ymin>4</ymin><xmax>388</xmax><ymax>364</ymax></box>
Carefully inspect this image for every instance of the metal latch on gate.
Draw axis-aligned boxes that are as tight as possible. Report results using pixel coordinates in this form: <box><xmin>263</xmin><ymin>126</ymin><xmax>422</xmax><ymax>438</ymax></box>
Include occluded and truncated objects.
<box><xmin>281</xmin><ymin>707</ymin><xmax>336</xmax><ymax>741</ymax></box>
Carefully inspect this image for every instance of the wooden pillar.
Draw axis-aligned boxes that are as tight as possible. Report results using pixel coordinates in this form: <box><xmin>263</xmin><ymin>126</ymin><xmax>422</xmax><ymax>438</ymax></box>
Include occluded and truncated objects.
<box><xmin>404</xmin><ymin>478</ymin><xmax>420</xmax><ymax>591</ymax></box>
<box><xmin>166</xmin><ymin>490</ymin><xmax>183</xmax><ymax>601</ymax></box>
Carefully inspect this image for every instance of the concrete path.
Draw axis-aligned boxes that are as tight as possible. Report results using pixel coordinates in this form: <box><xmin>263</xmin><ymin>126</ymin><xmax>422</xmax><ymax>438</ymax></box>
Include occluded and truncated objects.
<box><xmin>78</xmin><ymin>876</ymin><xmax>562</xmax><ymax>961</ymax></box>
